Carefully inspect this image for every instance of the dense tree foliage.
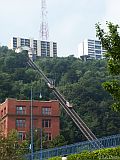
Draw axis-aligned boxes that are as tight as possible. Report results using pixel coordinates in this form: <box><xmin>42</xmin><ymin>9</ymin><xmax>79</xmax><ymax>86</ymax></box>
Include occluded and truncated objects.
<box><xmin>0</xmin><ymin>47</ymin><xmax>120</xmax><ymax>145</ymax></box>
<box><xmin>96</xmin><ymin>22</ymin><xmax>120</xmax><ymax>112</ymax></box>
<box><xmin>0</xmin><ymin>129</ymin><xmax>28</xmax><ymax>160</ymax></box>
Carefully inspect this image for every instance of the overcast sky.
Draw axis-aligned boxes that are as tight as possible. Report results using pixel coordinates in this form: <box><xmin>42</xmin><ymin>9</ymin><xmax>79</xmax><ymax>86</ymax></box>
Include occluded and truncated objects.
<box><xmin>0</xmin><ymin>0</ymin><xmax>120</xmax><ymax>57</ymax></box>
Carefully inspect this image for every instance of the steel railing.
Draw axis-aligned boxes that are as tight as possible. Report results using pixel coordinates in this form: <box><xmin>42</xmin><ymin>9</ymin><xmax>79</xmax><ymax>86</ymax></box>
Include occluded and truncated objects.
<box><xmin>24</xmin><ymin>134</ymin><xmax>120</xmax><ymax>160</ymax></box>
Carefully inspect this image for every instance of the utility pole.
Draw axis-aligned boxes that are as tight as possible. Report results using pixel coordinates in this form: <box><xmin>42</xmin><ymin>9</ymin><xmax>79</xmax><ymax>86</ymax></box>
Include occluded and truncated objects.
<box><xmin>30</xmin><ymin>86</ymin><xmax>34</xmax><ymax>160</ymax></box>
<box><xmin>40</xmin><ymin>128</ymin><xmax>42</xmax><ymax>160</ymax></box>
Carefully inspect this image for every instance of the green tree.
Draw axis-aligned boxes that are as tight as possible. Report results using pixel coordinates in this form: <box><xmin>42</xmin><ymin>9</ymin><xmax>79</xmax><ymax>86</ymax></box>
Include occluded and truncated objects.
<box><xmin>0</xmin><ymin>129</ymin><xmax>29</xmax><ymax>160</ymax></box>
<box><xmin>48</xmin><ymin>135</ymin><xmax>68</xmax><ymax>148</ymax></box>
<box><xmin>96</xmin><ymin>22</ymin><xmax>120</xmax><ymax>111</ymax></box>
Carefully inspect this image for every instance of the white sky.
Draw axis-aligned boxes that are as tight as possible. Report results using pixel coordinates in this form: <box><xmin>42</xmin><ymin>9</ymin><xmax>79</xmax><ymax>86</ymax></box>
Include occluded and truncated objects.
<box><xmin>0</xmin><ymin>0</ymin><xmax>120</xmax><ymax>57</ymax></box>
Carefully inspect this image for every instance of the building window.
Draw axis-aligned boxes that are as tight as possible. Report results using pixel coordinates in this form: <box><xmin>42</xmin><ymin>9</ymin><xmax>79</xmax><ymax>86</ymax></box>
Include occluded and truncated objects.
<box><xmin>95</xmin><ymin>50</ymin><xmax>101</xmax><ymax>54</ymax></box>
<box><xmin>18</xmin><ymin>132</ymin><xmax>26</xmax><ymax>141</ymax></box>
<box><xmin>42</xmin><ymin>119</ymin><xmax>51</xmax><ymax>128</ymax></box>
<box><xmin>96</xmin><ymin>55</ymin><xmax>101</xmax><ymax>59</ymax></box>
<box><xmin>4</xmin><ymin>108</ymin><xmax>6</xmax><ymax>115</ymax></box>
<box><xmin>95</xmin><ymin>40</ymin><xmax>101</xmax><ymax>45</ymax></box>
<box><xmin>45</xmin><ymin>132</ymin><xmax>52</xmax><ymax>141</ymax></box>
<box><xmin>42</xmin><ymin>107</ymin><xmax>51</xmax><ymax>115</ymax></box>
<box><xmin>88</xmin><ymin>39</ymin><xmax>94</xmax><ymax>42</ymax></box>
<box><xmin>88</xmin><ymin>49</ymin><xmax>94</xmax><ymax>53</ymax></box>
<box><xmin>33</xmin><ymin>118</ymin><xmax>38</xmax><ymax>129</ymax></box>
<box><xmin>3</xmin><ymin>120</ymin><xmax>6</xmax><ymax>130</ymax></box>
<box><xmin>1</xmin><ymin>110</ymin><xmax>3</xmax><ymax>117</ymax></box>
<box><xmin>13</xmin><ymin>37</ymin><xmax>17</xmax><ymax>42</ymax></box>
<box><xmin>16</xmin><ymin>106</ymin><xmax>26</xmax><ymax>115</ymax></box>
<box><xmin>1</xmin><ymin>122</ymin><xmax>3</xmax><ymax>131</ymax></box>
<box><xmin>16</xmin><ymin>119</ymin><xmax>26</xmax><ymax>128</ymax></box>
<box><xmin>33</xmin><ymin>106</ymin><xmax>38</xmax><ymax>110</ymax></box>
<box><xmin>95</xmin><ymin>45</ymin><xmax>101</xmax><ymax>49</ymax></box>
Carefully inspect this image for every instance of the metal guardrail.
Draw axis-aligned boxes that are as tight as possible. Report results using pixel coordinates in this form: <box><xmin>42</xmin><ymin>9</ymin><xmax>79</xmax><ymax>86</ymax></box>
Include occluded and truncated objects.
<box><xmin>24</xmin><ymin>134</ymin><xmax>120</xmax><ymax>160</ymax></box>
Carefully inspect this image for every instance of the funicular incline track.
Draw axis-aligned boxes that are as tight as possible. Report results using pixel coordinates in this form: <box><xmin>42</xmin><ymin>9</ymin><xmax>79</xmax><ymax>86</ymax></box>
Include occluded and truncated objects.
<box><xmin>28</xmin><ymin>57</ymin><xmax>102</xmax><ymax>149</ymax></box>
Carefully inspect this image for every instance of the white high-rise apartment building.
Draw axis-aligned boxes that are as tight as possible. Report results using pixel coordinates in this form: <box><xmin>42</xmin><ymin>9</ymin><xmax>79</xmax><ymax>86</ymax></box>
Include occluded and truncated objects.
<box><xmin>78</xmin><ymin>39</ymin><xmax>106</xmax><ymax>60</ymax></box>
<box><xmin>9</xmin><ymin>37</ymin><xmax>57</xmax><ymax>57</ymax></box>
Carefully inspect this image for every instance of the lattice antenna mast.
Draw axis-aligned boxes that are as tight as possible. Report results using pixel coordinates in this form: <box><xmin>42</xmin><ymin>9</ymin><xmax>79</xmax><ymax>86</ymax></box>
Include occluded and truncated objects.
<box><xmin>40</xmin><ymin>0</ymin><xmax>49</xmax><ymax>41</ymax></box>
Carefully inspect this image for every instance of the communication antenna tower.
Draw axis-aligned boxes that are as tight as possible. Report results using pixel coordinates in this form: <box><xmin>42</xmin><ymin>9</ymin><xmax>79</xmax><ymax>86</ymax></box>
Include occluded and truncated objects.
<box><xmin>40</xmin><ymin>0</ymin><xmax>49</xmax><ymax>41</ymax></box>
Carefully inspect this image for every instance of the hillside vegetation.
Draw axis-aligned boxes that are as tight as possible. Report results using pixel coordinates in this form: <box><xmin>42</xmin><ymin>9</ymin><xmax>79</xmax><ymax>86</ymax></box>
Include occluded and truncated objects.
<box><xmin>0</xmin><ymin>46</ymin><xmax>120</xmax><ymax>144</ymax></box>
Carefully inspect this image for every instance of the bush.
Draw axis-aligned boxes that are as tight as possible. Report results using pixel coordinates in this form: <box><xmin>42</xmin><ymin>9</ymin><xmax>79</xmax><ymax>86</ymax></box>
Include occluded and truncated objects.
<box><xmin>48</xmin><ymin>147</ymin><xmax>120</xmax><ymax>160</ymax></box>
<box><xmin>67</xmin><ymin>147</ymin><xmax>120</xmax><ymax>160</ymax></box>
<box><xmin>48</xmin><ymin>157</ymin><xmax>62</xmax><ymax>160</ymax></box>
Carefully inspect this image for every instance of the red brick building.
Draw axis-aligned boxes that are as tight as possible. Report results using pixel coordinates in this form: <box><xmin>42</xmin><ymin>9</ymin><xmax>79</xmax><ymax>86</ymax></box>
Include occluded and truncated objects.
<box><xmin>0</xmin><ymin>98</ymin><xmax>60</xmax><ymax>141</ymax></box>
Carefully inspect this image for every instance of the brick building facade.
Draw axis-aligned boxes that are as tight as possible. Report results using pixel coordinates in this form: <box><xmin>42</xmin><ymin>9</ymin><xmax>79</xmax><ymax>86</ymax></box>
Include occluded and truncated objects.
<box><xmin>0</xmin><ymin>98</ymin><xmax>60</xmax><ymax>141</ymax></box>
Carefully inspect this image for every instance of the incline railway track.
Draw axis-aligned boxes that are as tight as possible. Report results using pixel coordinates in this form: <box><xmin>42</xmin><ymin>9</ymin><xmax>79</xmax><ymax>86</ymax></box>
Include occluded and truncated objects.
<box><xmin>28</xmin><ymin>57</ymin><xmax>102</xmax><ymax>149</ymax></box>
